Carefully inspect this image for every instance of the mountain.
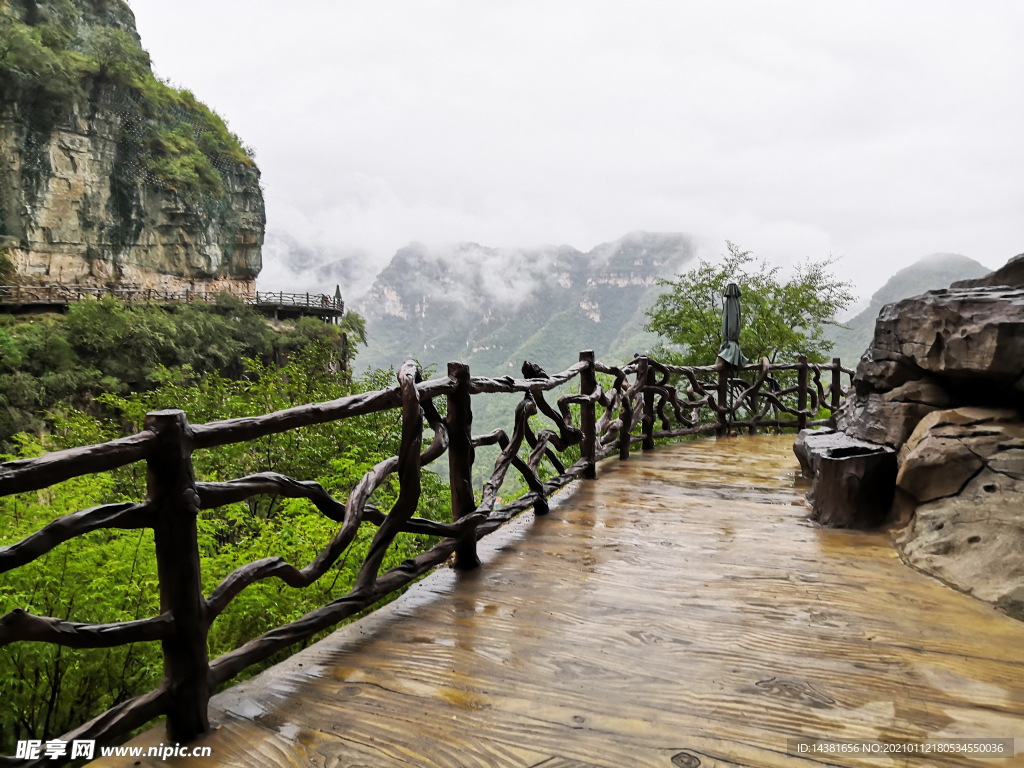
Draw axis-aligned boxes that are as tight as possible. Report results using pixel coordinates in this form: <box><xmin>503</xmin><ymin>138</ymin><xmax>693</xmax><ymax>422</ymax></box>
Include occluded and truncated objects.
<box><xmin>0</xmin><ymin>0</ymin><xmax>263</xmax><ymax>292</ymax></box>
<box><xmin>356</xmin><ymin>231</ymin><xmax>696</xmax><ymax>378</ymax></box>
<box><xmin>828</xmin><ymin>253</ymin><xmax>991</xmax><ymax>364</ymax></box>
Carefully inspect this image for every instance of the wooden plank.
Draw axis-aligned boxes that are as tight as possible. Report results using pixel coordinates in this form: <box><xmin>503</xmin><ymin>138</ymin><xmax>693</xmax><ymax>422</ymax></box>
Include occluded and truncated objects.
<box><xmin>91</xmin><ymin>435</ymin><xmax>1024</xmax><ymax>768</ymax></box>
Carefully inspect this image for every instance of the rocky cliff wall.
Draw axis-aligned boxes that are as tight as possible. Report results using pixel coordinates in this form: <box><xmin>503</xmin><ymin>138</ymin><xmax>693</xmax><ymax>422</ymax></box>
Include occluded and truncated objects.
<box><xmin>0</xmin><ymin>1</ymin><xmax>264</xmax><ymax>292</ymax></box>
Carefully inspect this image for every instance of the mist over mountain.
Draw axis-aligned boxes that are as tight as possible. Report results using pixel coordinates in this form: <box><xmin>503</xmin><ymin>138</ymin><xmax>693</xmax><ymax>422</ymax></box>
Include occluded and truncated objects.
<box><xmin>257</xmin><ymin>232</ymin><xmax>380</xmax><ymax>299</ymax></box>
<box><xmin>356</xmin><ymin>231</ymin><xmax>696</xmax><ymax>376</ymax></box>
<box><xmin>827</xmin><ymin>253</ymin><xmax>991</xmax><ymax>364</ymax></box>
<box><xmin>260</xmin><ymin>231</ymin><xmax>992</xmax><ymax>378</ymax></box>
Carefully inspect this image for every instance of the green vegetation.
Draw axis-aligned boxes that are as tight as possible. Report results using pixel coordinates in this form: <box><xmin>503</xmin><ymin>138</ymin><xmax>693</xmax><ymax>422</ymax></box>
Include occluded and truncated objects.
<box><xmin>0</xmin><ymin>0</ymin><xmax>253</xmax><ymax>197</ymax></box>
<box><xmin>0</xmin><ymin>249</ymin><xmax>14</xmax><ymax>282</ymax></box>
<box><xmin>0</xmin><ymin>349</ymin><xmax>452</xmax><ymax>752</ymax></box>
<box><xmin>645</xmin><ymin>242</ymin><xmax>855</xmax><ymax>366</ymax></box>
<box><xmin>0</xmin><ymin>296</ymin><xmax>365</xmax><ymax>448</ymax></box>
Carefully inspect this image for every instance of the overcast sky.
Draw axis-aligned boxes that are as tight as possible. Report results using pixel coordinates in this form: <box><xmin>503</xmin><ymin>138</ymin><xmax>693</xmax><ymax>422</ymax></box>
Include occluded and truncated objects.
<box><xmin>130</xmin><ymin>1</ymin><xmax>1023</xmax><ymax>301</ymax></box>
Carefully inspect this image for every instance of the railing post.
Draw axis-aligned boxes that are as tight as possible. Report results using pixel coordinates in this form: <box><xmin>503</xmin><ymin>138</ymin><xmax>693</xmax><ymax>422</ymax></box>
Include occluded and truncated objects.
<box><xmin>447</xmin><ymin>362</ymin><xmax>479</xmax><ymax>570</ymax></box>
<box><xmin>579</xmin><ymin>350</ymin><xmax>597</xmax><ymax>479</ymax></box>
<box><xmin>716</xmin><ymin>366</ymin><xmax>729</xmax><ymax>437</ymax></box>
<box><xmin>145</xmin><ymin>409</ymin><xmax>210</xmax><ymax>743</ymax></box>
<box><xmin>830</xmin><ymin>356</ymin><xmax>842</xmax><ymax>429</ymax></box>
<box><xmin>618</xmin><ymin>369</ymin><xmax>633</xmax><ymax>461</ymax></box>
<box><xmin>642</xmin><ymin>357</ymin><xmax>655</xmax><ymax>450</ymax></box>
<box><xmin>797</xmin><ymin>354</ymin><xmax>809</xmax><ymax>431</ymax></box>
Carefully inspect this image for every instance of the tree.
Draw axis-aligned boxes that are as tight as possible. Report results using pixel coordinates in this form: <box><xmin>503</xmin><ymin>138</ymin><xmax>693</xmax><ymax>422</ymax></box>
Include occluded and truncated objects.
<box><xmin>644</xmin><ymin>242</ymin><xmax>855</xmax><ymax>366</ymax></box>
<box><xmin>87</xmin><ymin>27</ymin><xmax>150</xmax><ymax>88</ymax></box>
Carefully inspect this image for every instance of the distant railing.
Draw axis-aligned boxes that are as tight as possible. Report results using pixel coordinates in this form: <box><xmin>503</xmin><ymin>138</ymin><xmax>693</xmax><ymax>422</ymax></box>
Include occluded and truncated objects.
<box><xmin>0</xmin><ymin>351</ymin><xmax>851</xmax><ymax>765</ymax></box>
<box><xmin>0</xmin><ymin>286</ymin><xmax>344</xmax><ymax>313</ymax></box>
<box><xmin>252</xmin><ymin>290</ymin><xmax>344</xmax><ymax>312</ymax></box>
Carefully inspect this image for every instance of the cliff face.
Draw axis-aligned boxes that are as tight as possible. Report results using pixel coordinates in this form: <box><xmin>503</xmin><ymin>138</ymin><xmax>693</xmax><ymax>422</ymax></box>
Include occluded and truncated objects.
<box><xmin>0</xmin><ymin>0</ymin><xmax>264</xmax><ymax>292</ymax></box>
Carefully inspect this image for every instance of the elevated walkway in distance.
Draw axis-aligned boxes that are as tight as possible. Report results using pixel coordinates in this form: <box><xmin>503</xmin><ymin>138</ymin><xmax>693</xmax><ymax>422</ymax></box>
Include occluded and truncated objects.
<box><xmin>0</xmin><ymin>286</ymin><xmax>345</xmax><ymax>323</ymax></box>
<box><xmin>93</xmin><ymin>436</ymin><xmax>1024</xmax><ymax>767</ymax></box>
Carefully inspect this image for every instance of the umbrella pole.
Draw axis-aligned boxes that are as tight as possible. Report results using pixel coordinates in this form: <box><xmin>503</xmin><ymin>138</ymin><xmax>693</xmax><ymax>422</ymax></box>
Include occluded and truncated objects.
<box><xmin>716</xmin><ymin>365</ymin><xmax>729</xmax><ymax>437</ymax></box>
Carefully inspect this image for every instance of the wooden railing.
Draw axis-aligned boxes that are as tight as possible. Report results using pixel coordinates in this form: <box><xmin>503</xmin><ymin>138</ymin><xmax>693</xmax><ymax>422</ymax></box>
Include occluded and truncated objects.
<box><xmin>0</xmin><ymin>286</ymin><xmax>344</xmax><ymax>313</ymax></box>
<box><xmin>0</xmin><ymin>351</ymin><xmax>851</xmax><ymax>764</ymax></box>
<box><xmin>252</xmin><ymin>290</ymin><xmax>344</xmax><ymax>312</ymax></box>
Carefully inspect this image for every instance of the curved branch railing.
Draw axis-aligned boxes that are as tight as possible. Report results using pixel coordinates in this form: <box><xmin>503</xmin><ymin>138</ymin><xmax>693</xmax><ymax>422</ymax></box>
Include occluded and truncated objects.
<box><xmin>0</xmin><ymin>350</ymin><xmax>851</xmax><ymax>765</ymax></box>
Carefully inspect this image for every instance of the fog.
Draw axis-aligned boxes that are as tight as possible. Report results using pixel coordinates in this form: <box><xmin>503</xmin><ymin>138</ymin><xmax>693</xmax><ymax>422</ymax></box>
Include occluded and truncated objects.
<box><xmin>129</xmin><ymin>1</ymin><xmax>1024</xmax><ymax>302</ymax></box>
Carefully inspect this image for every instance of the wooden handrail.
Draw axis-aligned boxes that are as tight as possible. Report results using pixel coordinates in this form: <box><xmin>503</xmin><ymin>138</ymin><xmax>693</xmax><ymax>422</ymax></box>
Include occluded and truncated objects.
<box><xmin>0</xmin><ymin>350</ymin><xmax>852</xmax><ymax>764</ymax></box>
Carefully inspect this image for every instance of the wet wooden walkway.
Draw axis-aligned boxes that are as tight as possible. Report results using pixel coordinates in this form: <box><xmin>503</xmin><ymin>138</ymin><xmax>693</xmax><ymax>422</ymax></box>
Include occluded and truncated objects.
<box><xmin>96</xmin><ymin>436</ymin><xmax>1024</xmax><ymax>767</ymax></box>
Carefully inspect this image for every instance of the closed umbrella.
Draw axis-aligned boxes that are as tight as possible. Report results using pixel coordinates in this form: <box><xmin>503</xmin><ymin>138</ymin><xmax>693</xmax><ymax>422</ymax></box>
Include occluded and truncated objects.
<box><xmin>716</xmin><ymin>283</ymin><xmax>748</xmax><ymax>367</ymax></box>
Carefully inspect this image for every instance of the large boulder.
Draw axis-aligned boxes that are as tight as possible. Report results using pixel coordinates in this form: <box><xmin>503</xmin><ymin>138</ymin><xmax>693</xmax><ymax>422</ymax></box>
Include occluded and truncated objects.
<box><xmin>835</xmin><ymin>392</ymin><xmax>938</xmax><ymax>448</ymax></box>
<box><xmin>896</xmin><ymin>407</ymin><xmax>1024</xmax><ymax>618</ymax></box>
<box><xmin>832</xmin><ymin>279</ymin><xmax>1024</xmax><ymax>459</ymax></box>
<box><xmin>896</xmin><ymin>407</ymin><xmax>1022</xmax><ymax>502</ymax></box>
<box><xmin>832</xmin><ymin>374</ymin><xmax>950</xmax><ymax>451</ymax></box>
<box><xmin>860</xmin><ymin>286</ymin><xmax>1024</xmax><ymax>393</ymax></box>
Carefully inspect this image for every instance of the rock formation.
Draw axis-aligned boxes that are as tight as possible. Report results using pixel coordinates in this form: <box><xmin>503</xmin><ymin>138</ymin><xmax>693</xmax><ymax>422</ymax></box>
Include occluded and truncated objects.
<box><xmin>0</xmin><ymin>0</ymin><xmax>264</xmax><ymax>293</ymax></box>
<box><xmin>951</xmin><ymin>252</ymin><xmax>1024</xmax><ymax>291</ymax></box>
<box><xmin>795</xmin><ymin>253</ymin><xmax>1024</xmax><ymax>617</ymax></box>
<box><xmin>896</xmin><ymin>407</ymin><xmax>1024</xmax><ymax>618</ymax></box>
<box><xmin>793</xmin><ymin>430</ymin><xmax>896</xmax><ymax>528</ymax></box>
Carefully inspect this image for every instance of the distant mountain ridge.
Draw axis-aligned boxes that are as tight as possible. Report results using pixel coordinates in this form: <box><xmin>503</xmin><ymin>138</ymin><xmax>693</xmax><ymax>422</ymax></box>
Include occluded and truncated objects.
<box><xmin>827</xmin><ymin>253</ymin><xmax>991</xmax><ymax>364</ymax></box>
<box><xmin>356</xmin><ymin>231</ymin><xmax>696</xmax><ymax>376</ymax></box>
<box><xmin>357</xmin><ymin>241</ymin><xmax>991</xmax><ymax>377</ymax></box>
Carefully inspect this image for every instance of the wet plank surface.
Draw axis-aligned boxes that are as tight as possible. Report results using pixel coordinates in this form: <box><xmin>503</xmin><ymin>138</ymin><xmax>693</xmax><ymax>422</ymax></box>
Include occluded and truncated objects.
<box><xmin>94</xmin><ymin>436</ymin><xmax>1024</xmax><ymax>767</ymax></box>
